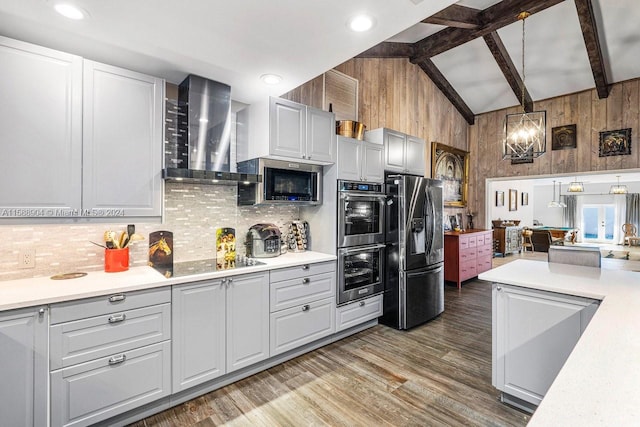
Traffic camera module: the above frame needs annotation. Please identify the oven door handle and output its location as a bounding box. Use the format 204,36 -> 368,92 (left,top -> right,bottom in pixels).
341,193 -> 387,201
339,244 -> 386,255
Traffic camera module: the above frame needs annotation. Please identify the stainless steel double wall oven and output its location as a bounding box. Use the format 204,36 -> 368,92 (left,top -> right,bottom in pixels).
336,180 -> 386,305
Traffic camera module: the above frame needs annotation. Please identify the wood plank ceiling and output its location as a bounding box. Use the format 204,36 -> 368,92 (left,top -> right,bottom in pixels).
357,0 -> 610,125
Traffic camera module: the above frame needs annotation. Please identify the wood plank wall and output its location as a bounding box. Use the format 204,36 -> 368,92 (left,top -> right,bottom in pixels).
282,57 -> 470,219
283,59 -> 640,230
472,79 -> 640,228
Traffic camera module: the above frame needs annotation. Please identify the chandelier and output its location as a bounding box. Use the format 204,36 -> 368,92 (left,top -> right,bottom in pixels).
609,175 -> 628,194
567,177 -> 584,192
503,11 -> 547,161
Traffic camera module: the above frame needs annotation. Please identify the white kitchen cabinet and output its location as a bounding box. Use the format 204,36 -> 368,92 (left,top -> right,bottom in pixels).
0,36 -> 83,216
50,288 -> 171,427
492,283 -> 599,412
269,261 -> 336,356
337,135 -> 384,182
172,271 -> 269,393
82,60 -> 163,217
0,306 -> 48,427
365,127 -> 426,176
172,278 -> 226,392
0,36 -> 163,220
238,96 -> 335,164
336,294 -> 383,332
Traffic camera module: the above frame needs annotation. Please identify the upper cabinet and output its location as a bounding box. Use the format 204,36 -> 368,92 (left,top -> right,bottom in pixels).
365,128 -> 426,176
0,36 -> 83,215
238,97 -> 335,164
82,61 -> 163,217
336,136 -> 384,182
0,36 -> 163,220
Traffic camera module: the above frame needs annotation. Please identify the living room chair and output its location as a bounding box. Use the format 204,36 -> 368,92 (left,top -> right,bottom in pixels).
622,223 -> 639,247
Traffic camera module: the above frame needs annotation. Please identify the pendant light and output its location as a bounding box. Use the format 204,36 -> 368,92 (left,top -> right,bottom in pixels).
567,177 -> 584,193
609,175 -> 628,194
548,180 -> 567,208
503,12 -> 546,161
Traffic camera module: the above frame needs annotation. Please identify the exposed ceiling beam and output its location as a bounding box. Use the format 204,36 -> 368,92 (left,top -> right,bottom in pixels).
412,0 -> 565,60
356,42 -> 415,58
413,58 -> 475,125
574,0 -> 610,98
421,4 -> 481,29
483,31 -> 534,112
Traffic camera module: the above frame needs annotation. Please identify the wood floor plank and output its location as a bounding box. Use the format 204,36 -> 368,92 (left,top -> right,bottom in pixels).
130,279 -> 530,427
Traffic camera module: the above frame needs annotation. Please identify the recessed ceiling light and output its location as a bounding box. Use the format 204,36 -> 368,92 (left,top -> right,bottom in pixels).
260,74 -> 282,85
348,15 -> 374,32
54,3 -> 87,20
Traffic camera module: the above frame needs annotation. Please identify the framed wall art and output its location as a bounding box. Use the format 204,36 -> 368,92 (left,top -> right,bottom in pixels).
521,192 -> 529,206
431,142 -> 469,207
509,189 -> 518,211
599,128 -> 631,157
496,191 -> 505,207
552,124 -> 577,150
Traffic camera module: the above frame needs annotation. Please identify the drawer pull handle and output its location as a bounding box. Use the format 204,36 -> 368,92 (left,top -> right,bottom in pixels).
301,264 -> 310,270
109,294 -> 126,303
108,313 -> 126,324
302,278 -> 310,284
301,304 -> 310,312
359,301 -> 366,307
38,307 -> 46,316
108,354 -> 126,365
496,286 -> 502,291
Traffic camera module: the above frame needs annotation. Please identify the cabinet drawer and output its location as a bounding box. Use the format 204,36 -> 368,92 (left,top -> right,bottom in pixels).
336,294 -> 382,332
270,271 -> 335,312
270,297 -> 335,356
459,237 -> 469,250
477,234 -> 487,246
460,260 -> 478,281
477,244 -> 494,257
270,261 -> 335,283
50,287 -> 171,324
477,255 -> 493,274
50,303 -> 171,370
50,341 -> 171,427
459,247 -> 477,262
468,236 -> 477,248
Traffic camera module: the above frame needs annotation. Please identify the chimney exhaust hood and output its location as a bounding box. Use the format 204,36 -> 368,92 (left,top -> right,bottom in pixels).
163,75 -> 260,185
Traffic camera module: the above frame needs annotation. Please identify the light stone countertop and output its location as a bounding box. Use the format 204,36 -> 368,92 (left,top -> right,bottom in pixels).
0,251 -> 336,312
479,259 -> 640,426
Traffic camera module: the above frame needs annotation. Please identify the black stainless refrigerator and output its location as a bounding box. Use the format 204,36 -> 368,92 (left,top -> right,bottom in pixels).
381,174 -> 444,330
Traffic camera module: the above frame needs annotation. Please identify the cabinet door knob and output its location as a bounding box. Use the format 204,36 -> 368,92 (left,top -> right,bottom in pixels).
359,301 -> 366,307
108,294 -> 126,303
301,304 -> 310,312
301,264 -> 310,270
38,307 -> 46,316
108,354 -> 127,365
302,278 -> 310,284
496,286 -> 502,291
108,313 -> 126,324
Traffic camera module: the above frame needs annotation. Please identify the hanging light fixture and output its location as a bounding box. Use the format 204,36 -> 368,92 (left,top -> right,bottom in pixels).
609,175 -> 628,194
503,12 -> 546,161
548,180 -> 567,208
567,176 -> 584,192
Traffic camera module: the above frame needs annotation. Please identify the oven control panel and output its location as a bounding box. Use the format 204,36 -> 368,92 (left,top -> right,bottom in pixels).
339,181 -> 383,193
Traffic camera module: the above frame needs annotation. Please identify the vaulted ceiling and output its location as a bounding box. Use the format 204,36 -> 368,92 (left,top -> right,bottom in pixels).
363,0 -> 640,124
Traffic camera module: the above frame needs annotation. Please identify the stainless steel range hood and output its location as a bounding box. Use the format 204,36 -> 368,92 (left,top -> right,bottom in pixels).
163,75 -> 260,185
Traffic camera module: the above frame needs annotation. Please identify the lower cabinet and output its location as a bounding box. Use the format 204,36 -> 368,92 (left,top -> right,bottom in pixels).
49,288 -> 172,427
172,271 -> 269,393
0,306 -> 48,427
269,261 -> 336,356
492,283 -> 599,411
336,294 -> 383,332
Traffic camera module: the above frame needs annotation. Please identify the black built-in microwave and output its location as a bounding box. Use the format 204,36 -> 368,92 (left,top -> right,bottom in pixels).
237,158 -> 322,205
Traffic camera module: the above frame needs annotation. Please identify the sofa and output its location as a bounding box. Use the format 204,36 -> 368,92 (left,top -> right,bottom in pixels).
531,229 -> 564,252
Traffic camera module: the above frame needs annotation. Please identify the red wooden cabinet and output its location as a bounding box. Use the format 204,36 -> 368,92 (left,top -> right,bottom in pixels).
444,230 -> 493,288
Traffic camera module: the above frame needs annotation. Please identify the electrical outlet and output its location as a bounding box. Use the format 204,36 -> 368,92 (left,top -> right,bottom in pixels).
18,248 -> 35,269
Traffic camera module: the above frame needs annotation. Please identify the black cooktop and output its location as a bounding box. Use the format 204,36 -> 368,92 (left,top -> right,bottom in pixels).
153,257 -> 265,278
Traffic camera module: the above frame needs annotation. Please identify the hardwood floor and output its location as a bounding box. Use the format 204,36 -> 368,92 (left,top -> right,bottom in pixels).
130,281 -> 529,427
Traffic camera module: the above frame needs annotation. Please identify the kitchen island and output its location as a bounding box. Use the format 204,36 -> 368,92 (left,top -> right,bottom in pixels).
479,260 -> 640,426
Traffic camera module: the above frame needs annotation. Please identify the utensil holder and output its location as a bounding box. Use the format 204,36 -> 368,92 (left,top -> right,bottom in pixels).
105,248 -> 129,272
